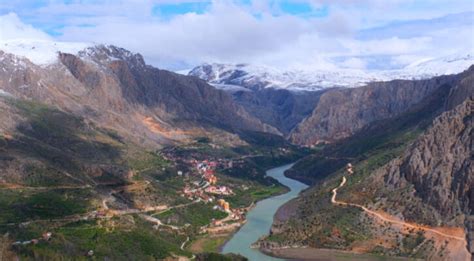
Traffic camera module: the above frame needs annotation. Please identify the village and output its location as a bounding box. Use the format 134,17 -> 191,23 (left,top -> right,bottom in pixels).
5,143 -> 295,259
173,156 -> 249,234
156,146 -> 295,236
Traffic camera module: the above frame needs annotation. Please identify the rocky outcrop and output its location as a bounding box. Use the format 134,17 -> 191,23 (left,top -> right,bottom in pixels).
289,70 -> 470,146
380,97 -> 472,222
231,88 -> 325,135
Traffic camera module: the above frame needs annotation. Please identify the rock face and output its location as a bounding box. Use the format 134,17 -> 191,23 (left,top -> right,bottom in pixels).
289,71 -> 469,146
0,45 -> 277,147
382,97 -> 472,219
379,97 -> 473,253
188,63 -> 328,135
230,88 -> 325,135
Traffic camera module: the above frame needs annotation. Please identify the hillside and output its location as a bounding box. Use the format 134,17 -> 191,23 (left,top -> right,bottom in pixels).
259,69 -> 473,260
0,43 -> 277,149
289,67 -> 472,146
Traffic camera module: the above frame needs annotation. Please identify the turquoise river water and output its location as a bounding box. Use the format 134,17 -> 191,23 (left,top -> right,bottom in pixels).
222,163 -> 308,260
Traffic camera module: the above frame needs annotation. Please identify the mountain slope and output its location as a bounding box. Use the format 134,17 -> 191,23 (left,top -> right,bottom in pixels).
229,88 -> 326,135
377,96 -> 472,229
0,44 -> 278,148
289,68 -> 472,146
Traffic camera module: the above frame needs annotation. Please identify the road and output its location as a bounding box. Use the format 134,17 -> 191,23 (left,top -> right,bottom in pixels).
331,176 -> 466,241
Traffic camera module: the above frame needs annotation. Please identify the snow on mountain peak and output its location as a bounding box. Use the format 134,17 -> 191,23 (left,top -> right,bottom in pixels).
0,39 -> 90,65
78,44 -> 146,68
189,63 -> 386,91
189,53 -> 474,91
399,52 -> 474,77
0,40 -> 147,70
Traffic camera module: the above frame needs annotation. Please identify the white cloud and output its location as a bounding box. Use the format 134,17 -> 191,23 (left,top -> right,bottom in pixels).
0,1 -> 473,71
339,57 -> 367,69
0,13 -> 52,41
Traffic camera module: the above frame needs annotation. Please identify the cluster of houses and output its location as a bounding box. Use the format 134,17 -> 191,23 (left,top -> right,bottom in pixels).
205,185 -> 233,195
181,160 -> 234,204
204,206 -> 247,234
161,148 -> 254,233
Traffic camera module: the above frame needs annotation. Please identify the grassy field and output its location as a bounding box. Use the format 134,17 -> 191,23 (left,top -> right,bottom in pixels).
156,202 -> 228,227
0,189 -> 94,225
189,235 -> 229,253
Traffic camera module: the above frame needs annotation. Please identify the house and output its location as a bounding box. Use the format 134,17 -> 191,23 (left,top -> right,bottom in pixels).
217,199 -> 230,212
346,163 -> 354,175
42,232 -> 52,241
205,186 -> 233,195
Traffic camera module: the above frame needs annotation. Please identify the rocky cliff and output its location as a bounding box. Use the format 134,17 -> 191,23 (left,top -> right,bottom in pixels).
379,96 -> 472,224
230,88 -> 325,135
289,69 -> 470,146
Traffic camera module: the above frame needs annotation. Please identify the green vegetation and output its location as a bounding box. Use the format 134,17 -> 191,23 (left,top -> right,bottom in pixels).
400,231 -> 426,256
156,202 -> 227,227
14,217 -> 190,260
127,151 -> 168,173
21,165 -> 79,187
196,252 -> 248,261
195,236 -> 228,253
0,189 -> 93,225
225,184 -> 287,208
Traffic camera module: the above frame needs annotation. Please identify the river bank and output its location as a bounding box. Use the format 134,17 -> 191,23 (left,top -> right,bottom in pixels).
221,163 -> 309,260
187,182 -> 291,254
261,247 -> 418,261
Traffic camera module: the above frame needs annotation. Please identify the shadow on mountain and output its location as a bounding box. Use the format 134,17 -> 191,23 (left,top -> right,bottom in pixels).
2,99 -> 126,186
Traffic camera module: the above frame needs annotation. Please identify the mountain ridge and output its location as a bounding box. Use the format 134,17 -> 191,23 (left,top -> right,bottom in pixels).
0,44 -> 279,148
188,53 -> 474,91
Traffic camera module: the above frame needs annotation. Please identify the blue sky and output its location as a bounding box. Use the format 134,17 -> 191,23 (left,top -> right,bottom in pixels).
0,0 -> 473,70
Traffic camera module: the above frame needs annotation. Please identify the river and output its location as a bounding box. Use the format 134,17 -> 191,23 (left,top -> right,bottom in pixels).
222,163 -> 308,261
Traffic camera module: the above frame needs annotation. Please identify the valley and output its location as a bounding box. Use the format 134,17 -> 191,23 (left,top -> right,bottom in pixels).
0,38 -> 472,261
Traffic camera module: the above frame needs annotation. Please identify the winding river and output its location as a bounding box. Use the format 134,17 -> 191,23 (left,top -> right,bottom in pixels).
222,163 -> 308,260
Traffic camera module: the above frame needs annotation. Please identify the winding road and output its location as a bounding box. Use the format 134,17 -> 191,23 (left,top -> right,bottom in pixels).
331,176 -> 466,241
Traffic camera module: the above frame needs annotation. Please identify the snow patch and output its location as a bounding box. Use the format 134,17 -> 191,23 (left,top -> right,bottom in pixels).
0,39 -> 91,65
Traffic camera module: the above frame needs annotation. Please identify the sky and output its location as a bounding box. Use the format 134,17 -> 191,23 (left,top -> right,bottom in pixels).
0,0 -> 473,71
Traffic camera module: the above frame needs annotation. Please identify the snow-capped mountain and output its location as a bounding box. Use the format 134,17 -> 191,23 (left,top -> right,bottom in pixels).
1,39 -> 472,92
188,63 -> 382,91
0,39 -> 148,70
188,53 -> 474,91
387,53 -> 474,79
0,39 -> 90,65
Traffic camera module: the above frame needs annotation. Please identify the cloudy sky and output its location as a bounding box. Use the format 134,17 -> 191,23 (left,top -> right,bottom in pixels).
0,0 -> 473,71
